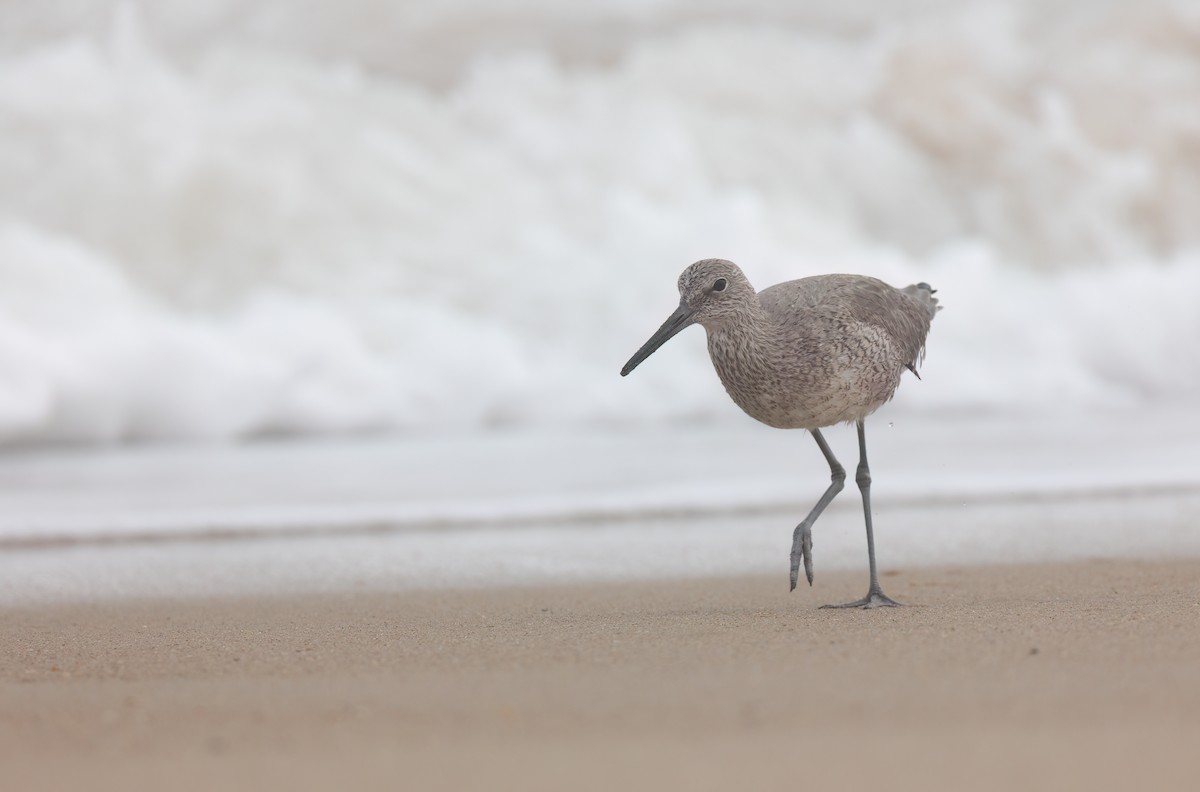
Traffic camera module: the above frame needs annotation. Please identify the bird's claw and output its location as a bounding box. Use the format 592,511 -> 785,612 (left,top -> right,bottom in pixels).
820,589 -> 902,609
789,524 -> 814,592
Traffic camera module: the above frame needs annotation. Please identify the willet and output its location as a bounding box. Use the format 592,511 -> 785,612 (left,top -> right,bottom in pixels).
621,259 -> 939,608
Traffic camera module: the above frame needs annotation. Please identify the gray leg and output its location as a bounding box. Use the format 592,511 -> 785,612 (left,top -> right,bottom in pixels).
821,420 -> 902,609
789,429 -> 845,591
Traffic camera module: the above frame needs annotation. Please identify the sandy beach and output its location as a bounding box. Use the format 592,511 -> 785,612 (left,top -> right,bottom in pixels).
4,558 -> 1199,791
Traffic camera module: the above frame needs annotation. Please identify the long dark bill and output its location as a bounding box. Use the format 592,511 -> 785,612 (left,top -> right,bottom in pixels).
620,302 -> 696,376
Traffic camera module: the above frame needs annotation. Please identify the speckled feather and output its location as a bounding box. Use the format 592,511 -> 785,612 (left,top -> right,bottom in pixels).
681,259 -> 939,430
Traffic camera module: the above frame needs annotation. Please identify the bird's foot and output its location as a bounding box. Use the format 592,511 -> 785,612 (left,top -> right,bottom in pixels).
788,524 -> 814,591
820,588 -> 902,609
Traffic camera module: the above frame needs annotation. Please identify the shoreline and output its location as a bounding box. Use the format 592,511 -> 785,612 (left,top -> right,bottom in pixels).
5,558 -> 1200,791
4,477 -> 1198,552
5,411 -> 1200,609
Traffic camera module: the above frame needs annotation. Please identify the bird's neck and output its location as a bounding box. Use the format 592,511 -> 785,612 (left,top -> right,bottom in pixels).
703,302 -> 780,386
704,300 -> 773,348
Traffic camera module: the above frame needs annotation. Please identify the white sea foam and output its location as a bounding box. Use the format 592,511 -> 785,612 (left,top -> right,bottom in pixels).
1,0 -> 1198,444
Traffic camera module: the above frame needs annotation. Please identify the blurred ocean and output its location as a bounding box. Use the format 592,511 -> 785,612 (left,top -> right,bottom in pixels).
1,0 -> 1198,445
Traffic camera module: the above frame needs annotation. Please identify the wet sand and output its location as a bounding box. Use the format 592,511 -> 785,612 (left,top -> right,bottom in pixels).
4,559 -> 1200,791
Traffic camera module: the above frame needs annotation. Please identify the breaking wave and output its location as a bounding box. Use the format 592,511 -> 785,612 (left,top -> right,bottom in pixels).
1,0 -> 1198,444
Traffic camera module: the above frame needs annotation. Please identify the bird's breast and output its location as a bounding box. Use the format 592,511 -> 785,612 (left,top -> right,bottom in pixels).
705,325 -> 902,430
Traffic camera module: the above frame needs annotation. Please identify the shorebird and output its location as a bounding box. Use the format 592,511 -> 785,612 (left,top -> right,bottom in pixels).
620,259 -> 939,608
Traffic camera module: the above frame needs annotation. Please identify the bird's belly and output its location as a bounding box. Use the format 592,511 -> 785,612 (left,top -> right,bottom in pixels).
707,324 -> 906,430
719,364 -> 900,430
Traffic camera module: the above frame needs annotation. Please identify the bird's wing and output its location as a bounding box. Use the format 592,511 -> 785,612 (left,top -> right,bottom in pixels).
760,275 -> 932,368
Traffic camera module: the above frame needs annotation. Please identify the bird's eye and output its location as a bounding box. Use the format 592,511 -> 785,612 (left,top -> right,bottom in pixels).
713,278 -> 727,292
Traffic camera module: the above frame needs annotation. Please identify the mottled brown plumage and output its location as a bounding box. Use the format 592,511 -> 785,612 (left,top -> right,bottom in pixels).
706,263 -> 935,429
620,258 -> 940,609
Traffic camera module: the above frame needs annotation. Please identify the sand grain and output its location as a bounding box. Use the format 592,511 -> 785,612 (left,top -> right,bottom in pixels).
3,559 -> 1200,791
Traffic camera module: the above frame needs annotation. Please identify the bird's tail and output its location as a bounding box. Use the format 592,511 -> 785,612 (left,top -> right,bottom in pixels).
902,282 -> 941,321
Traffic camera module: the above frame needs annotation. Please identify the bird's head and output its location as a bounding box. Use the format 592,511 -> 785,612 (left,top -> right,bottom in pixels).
676,258 -> 755,327
620,258 -> 755,376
